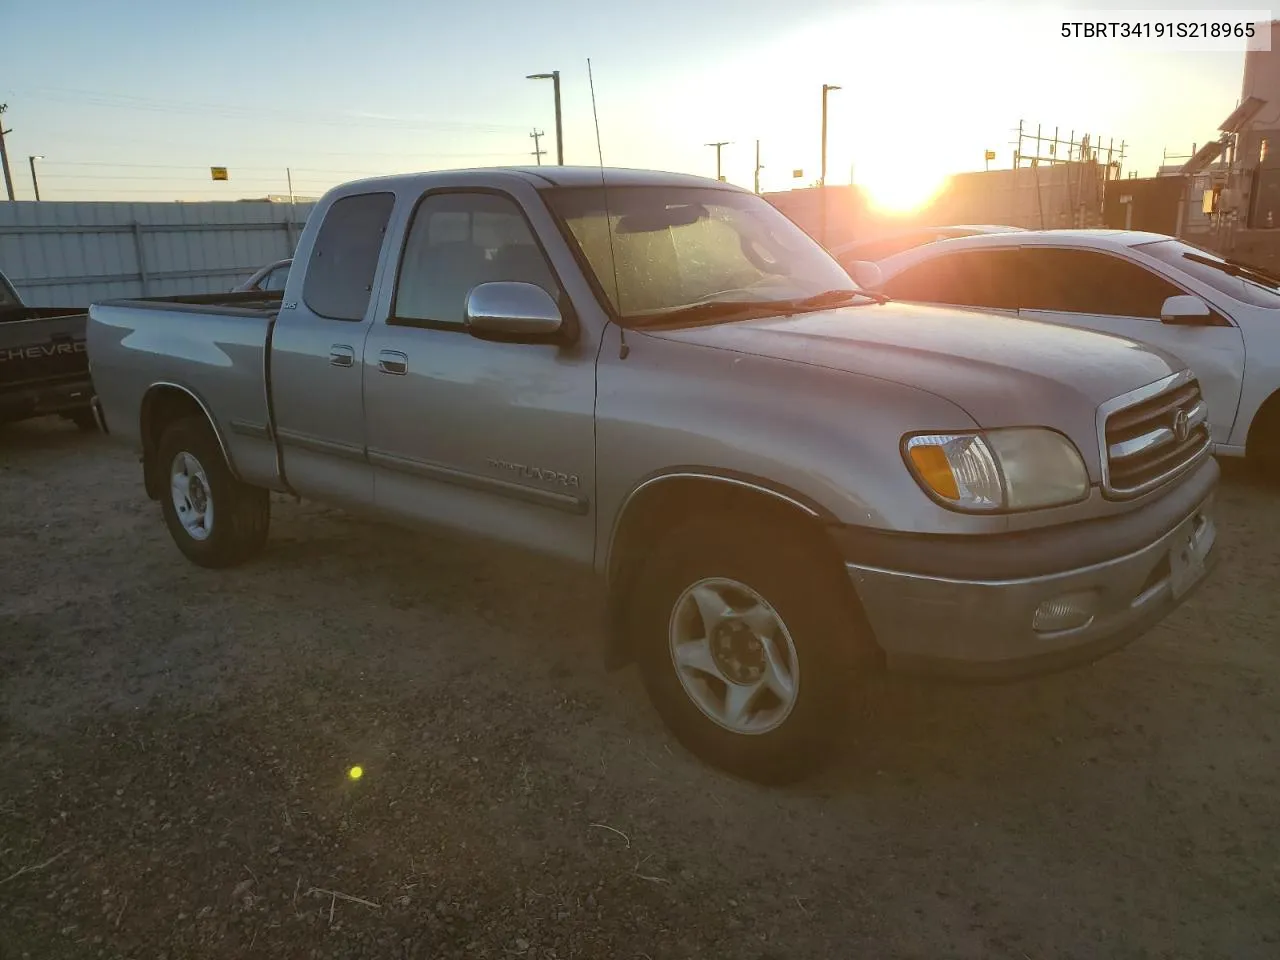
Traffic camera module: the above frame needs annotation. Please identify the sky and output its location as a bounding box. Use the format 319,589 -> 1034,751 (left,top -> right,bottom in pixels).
0,0 -> 1259,211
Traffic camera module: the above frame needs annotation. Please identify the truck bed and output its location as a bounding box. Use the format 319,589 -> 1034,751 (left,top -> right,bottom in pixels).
88,295 -> 284,489
94,289 -> 283,316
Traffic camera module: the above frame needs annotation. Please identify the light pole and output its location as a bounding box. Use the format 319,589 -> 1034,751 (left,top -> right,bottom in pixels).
820,83 -> 841,187
706,141 -> 730,181
28,155 -> 43,201
820,83 -> 841,247
526,72 -> 563,164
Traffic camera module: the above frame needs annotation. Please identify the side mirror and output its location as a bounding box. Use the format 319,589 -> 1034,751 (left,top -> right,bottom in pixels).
848,260 -> 883,291
1159,294 -> 1212,325
464,281 -> 564,342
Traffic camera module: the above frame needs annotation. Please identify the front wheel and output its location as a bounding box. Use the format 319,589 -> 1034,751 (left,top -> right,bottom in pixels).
631,513 -> 867,784
156,416 -> 270,568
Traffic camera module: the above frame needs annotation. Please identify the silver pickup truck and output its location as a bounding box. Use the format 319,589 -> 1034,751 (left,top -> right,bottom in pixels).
87,167 -> 1219,783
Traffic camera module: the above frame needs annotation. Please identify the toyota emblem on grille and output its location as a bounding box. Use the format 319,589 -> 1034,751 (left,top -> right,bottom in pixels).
1172,409 -> 1191,442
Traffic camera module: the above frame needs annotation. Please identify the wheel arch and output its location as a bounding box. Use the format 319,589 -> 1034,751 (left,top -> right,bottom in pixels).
1245,386 -> 1280,462
139,382 -> 238,500
602,470 -> 872,669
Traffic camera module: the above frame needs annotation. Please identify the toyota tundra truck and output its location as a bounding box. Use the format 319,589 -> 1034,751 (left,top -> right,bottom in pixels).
86,167 -> 1219,783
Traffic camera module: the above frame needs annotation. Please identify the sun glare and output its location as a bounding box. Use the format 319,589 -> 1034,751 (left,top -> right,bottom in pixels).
858,163 -> 951,215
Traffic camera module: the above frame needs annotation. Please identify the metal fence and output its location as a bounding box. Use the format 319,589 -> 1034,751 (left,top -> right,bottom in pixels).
0,200 -> 318,306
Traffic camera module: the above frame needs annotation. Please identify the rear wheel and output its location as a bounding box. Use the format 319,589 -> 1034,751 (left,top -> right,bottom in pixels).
156,416 -> 270,568
631,513 -> 866,784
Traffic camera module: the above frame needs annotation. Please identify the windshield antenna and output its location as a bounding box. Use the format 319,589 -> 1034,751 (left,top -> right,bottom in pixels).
588,57 -> 628,359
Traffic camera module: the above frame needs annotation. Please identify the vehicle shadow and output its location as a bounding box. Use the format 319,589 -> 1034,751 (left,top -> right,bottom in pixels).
255,504 -> 1124,795
240,460 -> 1265,800
0,416 -> 100,454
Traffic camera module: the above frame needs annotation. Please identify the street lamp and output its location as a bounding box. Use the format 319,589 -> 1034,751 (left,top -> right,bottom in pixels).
820,84 -> 841,247
28,155 -> 43,202
820,83 -> 841,187
526,71 -> 563,165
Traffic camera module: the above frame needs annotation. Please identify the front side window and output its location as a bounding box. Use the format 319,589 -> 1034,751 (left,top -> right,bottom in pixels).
302,192 -> 395,321
543,186 -> 859,320
880,250 -> 1018,309
1020,248 -> 1181,319
393,192 -> 559,326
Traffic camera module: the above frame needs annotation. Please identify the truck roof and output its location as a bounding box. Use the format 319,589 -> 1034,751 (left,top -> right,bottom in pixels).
335,166 -> 743,194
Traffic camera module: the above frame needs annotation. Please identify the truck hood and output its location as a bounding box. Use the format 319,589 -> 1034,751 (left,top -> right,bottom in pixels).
640,301 -> 1180,430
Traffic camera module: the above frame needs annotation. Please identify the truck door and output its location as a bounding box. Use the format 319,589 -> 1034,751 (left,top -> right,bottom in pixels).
361,188 -> 597,565
270,191 -> 396,508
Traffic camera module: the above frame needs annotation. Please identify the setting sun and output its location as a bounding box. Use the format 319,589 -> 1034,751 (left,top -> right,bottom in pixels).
858,164 -> 952,215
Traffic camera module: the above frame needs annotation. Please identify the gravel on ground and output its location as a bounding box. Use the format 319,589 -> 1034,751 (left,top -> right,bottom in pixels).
2,418 -> 1278,959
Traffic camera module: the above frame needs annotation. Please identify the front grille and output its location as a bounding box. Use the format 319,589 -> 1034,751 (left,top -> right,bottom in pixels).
1100,371 -> 1210,498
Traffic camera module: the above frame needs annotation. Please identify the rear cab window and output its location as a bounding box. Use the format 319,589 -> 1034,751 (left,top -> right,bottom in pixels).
302,192 -> 396,321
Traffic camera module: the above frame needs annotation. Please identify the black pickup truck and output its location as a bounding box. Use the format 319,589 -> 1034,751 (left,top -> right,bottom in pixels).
0,268 -> 96,430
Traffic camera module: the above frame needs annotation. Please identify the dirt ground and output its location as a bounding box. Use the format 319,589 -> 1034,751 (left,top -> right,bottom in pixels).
2,417 -> 1278,960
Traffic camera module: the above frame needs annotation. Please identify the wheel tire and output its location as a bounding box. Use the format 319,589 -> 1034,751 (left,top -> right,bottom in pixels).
1251,442 -> 1280,483
69,408 -> 98,432
156,416 -> 270,568
631,512 -> 867,784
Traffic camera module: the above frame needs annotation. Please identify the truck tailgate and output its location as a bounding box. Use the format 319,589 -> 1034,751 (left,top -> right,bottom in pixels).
0,312 -> 89,390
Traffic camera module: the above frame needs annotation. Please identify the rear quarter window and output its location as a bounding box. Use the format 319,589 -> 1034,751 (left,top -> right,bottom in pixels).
302,193 -> 396,321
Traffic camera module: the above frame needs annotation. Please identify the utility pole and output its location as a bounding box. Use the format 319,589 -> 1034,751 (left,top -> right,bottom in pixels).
706,141 -> 730,181
0,104 -> 15,202
753,139 -> 762,194
530,128 -> 546,165
29,155 -> 43,201
286,167 -> 297,247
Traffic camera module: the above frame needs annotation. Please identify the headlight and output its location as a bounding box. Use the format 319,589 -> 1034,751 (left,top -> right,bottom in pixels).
903,428 -> 1090,512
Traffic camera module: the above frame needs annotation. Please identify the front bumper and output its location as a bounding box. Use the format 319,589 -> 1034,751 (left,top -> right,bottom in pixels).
842,474 -> 1219,681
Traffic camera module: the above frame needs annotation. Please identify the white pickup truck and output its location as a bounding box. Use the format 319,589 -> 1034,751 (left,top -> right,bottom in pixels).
87,167 -> 1219,782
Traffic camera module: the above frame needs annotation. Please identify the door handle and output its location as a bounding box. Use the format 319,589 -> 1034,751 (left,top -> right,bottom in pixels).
329,344 -> 355,368
378,350 -> 408,376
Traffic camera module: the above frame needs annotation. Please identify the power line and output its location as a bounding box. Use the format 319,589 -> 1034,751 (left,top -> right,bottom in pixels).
0,104 -> 14,202
39,154 -> 520,171
13,86 -> 529,134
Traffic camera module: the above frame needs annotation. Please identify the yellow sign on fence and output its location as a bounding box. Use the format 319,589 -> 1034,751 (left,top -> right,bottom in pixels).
210,167 -> 229,181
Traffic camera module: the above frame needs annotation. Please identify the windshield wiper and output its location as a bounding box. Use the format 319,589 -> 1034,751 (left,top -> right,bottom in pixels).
1183,251 -> 1280,289
627,288 -> 886,329
628,299 -> 788,328
793,287 -> 889,307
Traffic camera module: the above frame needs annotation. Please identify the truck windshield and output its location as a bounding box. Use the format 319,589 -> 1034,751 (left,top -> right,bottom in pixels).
543,185 -> 865,323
